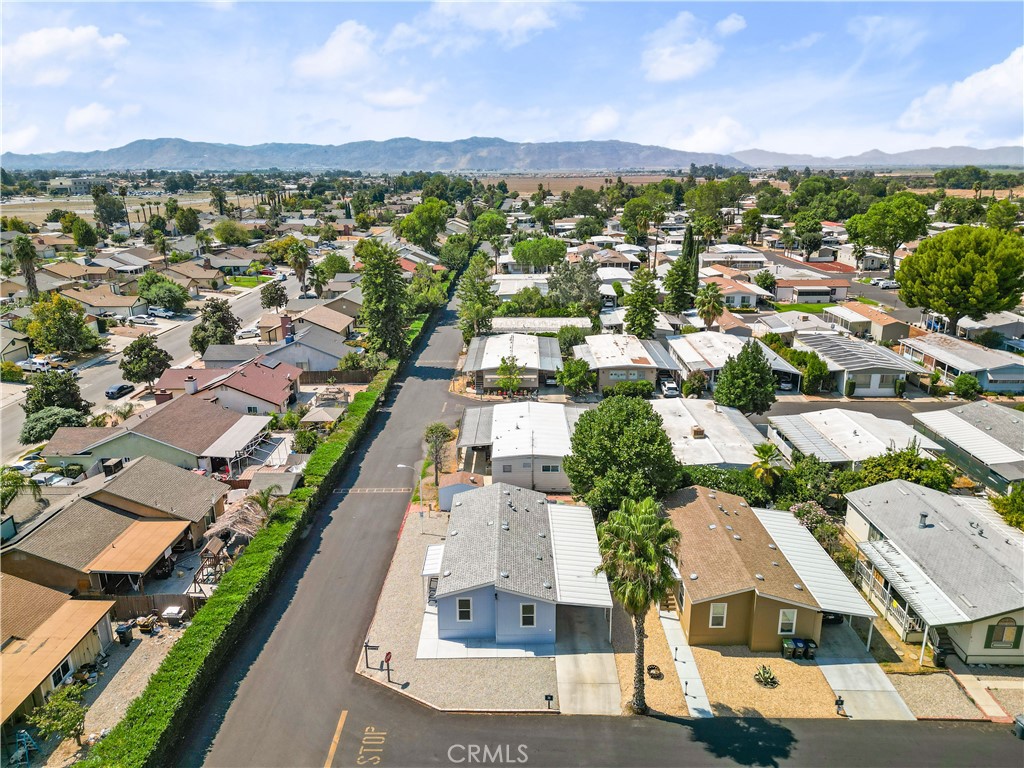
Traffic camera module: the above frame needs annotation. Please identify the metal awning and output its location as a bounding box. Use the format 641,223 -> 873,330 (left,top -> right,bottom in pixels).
547,503 -> 612,608
858,539 -> 970,626
755,509 -> 874,618
422,544 -> 445,577
456,406 -> 494,449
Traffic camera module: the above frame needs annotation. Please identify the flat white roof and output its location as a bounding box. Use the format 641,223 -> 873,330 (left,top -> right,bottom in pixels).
599,308 -> 673,333
651,399 -> 763,467
491,401 -> 576,459
596,266 -> 632,282
548,503 -> 612,608
823,305 -> 871,325
913,409 -> 1024,467
422,543 -> 445,577
755,509 -> 874,618
667,332 -> 800,375
769,408 -> 942,464
577,334 -> 676,370
203,415 -> 271,458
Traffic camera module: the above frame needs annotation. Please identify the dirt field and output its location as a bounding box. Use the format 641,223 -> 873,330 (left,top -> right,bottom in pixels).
1,191 -> 219,225
611,605 -> 688,717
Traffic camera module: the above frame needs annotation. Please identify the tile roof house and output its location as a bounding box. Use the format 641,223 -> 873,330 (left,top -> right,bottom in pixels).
153,357 -> 301,414
1,574 -> 114,724
846,480 -> 1024,664
425,484 -> 611,645
665,486 -> 871,652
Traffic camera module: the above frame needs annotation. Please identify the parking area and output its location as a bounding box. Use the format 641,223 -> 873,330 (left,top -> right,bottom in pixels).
555,606 -> 621,716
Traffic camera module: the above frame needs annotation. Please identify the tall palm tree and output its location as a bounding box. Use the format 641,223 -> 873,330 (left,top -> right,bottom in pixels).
751,442 -> 784,489
245,484 -> 284,521
695,282 -> 725,331
1,466 -> 42,512
118,185 -> 130,226
153,232 -> 168,269
597,497 -> 680,715
307,264 -> 329,297
13,235 -> 39,300
286,241 -> 311,289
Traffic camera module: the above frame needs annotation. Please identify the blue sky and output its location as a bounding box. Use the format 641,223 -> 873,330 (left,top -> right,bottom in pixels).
2,1 -> 1022,157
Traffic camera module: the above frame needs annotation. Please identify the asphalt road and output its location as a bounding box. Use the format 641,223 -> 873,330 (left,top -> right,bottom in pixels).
174,294 -> 1022,768
0,276 -> 301,462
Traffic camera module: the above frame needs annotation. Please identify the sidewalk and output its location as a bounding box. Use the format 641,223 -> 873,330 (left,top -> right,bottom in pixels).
947,658 -> 1017,723
658,609 -> 713,717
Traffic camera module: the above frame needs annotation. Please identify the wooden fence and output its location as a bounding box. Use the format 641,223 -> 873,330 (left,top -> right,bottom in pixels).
107,593 -> 204,621
298,369 -> 374,385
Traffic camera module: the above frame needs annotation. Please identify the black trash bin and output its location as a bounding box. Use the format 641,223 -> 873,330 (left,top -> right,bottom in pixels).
115,624 -> 133,646
803,639 -> 818,659
934,648 -> 948,668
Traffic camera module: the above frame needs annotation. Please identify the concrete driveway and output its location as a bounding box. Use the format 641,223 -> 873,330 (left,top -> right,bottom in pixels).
817,622 -> 915,720
555,606 -> 621,715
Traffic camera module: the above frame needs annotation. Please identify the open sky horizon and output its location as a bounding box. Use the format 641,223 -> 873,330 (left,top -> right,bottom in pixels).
2,1 -> 1022,157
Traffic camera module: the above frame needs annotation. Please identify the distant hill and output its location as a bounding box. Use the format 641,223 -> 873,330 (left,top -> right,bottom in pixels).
733,145 -> 1024,169
0,137 -> 744,172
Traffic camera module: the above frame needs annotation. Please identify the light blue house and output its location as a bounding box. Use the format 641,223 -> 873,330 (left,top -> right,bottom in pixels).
425,484 -> 611,645
898,333 -> 1024,394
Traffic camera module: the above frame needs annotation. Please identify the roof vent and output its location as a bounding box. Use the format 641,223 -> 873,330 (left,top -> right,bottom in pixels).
708,524 -> 717,530
768,543 -> 777,550
443,570 -> 451,577
535,553 -> 543,560
918,512 -> 929,529
718,504 -> 724,511
455,501 -> 462,506
689,573 -> 698,581
733,534 -> 741,540
537,532 -> 546,538
755,574 -> 764,580
487,521 -> 494,526
726,525 -> 733,531
504,490 -> 511,495
501,521 -> 509,530
794,583 -> 803,590
739,502 -> 747,508
500,571 -> 510,578
772,561 -> 779,567
543,581 -> 552,589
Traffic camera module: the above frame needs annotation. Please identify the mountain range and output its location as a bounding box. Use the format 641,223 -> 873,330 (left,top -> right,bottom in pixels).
2,137 -> 1021,172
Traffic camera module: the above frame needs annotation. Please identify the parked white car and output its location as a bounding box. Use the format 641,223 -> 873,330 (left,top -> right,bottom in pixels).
878,280 -> 900,289
150,307 -> 176,319
17,359 -> 51,373
29,472 -> 62,485
236,327 -> 260,339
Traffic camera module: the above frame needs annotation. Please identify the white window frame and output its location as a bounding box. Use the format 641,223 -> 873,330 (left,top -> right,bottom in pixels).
709,602 -> 727,628
50,656 -> 72,688
456,597 -> 473,622
542,464 -> 560,473
778,608 -> 797,635
520,603 -> 536,628
501,464 -> 512,473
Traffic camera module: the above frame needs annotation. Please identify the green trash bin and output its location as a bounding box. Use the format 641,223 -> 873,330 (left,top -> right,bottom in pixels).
781,638 -> 795,658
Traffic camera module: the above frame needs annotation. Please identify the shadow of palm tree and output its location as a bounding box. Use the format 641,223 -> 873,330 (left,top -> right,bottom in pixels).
662,706 -> 797,768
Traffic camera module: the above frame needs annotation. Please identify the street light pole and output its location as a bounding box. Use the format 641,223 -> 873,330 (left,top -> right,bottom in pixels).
396,463 -> 425,514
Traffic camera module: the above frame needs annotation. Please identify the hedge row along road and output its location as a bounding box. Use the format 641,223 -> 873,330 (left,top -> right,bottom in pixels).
165,293 -> 1015,768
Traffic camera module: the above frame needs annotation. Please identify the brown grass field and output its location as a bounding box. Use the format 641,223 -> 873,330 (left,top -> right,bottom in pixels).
0,191 -> 219,226
478,174 -> 671,195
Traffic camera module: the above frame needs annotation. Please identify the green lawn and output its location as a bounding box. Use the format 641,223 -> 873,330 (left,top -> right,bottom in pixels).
855,296 -> 881,306
227,275 -> 270,288
770,302 -> 838,314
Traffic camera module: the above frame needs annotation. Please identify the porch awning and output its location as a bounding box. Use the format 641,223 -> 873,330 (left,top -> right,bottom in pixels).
85,520 -> 190,575
548,503 -> 612,609
422,544 -> 445,577
858,539 -> 970,626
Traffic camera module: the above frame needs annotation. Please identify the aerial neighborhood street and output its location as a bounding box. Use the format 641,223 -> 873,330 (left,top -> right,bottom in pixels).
1,3 -> 1023,768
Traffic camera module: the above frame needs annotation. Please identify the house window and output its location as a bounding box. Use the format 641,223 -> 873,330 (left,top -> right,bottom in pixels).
501,465 -> 512,473
778,609 -> 797,635
878,374 -> 897,388
988,617 -> 1019,649
457,598 -> 472,622
522,462 -> 531,469
50,657 -> 72,688
609,371 -> 626,381
541,464 -> 560,473
521,603 -> 536,628
709,603 -> 727,628
247,406 -> 258,415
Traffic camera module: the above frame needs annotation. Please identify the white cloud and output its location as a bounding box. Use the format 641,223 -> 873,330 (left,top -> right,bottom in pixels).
582,106 -> 621,138
292,21 -> 377,79
715,14 -> 746,37
641,12 -> 724,82
1,125 -> 40,153
847,16 -> 925,57
386,1 -> 576,54
363,86 -> 433,110
32,68 -> 74,87
65,102 -> 114,133
781,32 -> 823,52
3,25 -> 127,63
898,47 -> 1024,141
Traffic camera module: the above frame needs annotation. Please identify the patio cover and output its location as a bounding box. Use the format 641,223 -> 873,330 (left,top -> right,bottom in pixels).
548,503 -> 612,609
85,520 -> 189,574
203,415 -> 271,458
858,539 -> 970,626
754,509 -> 874,618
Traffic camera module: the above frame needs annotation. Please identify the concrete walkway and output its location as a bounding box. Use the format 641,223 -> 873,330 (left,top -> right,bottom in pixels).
555,606 -> 620,715
947,658 -> 1015,722
658,609 -> 713,717
817,623 -> 915,720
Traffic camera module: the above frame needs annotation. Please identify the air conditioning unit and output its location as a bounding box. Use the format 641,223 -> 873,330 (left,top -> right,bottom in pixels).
691,425 -> 706,439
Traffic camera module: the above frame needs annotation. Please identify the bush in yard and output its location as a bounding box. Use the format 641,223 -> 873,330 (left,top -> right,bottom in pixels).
1,361 -> 23,382
292,429 -> 320,454
602,380 -> 654,399
894,378 -> 906,397
952,373 -> 982,400
844,379 -> 856,397
29,683 -> 91,745
20,406 -> 87,443
681,370 -> 707,398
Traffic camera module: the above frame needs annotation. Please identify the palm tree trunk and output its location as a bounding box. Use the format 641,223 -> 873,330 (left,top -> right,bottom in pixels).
631,612 -> 647,714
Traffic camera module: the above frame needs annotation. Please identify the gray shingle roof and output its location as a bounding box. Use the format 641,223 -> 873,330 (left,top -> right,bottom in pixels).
436,484 -> 556,602
95,456 -> 228,523
12,499 -> 134,571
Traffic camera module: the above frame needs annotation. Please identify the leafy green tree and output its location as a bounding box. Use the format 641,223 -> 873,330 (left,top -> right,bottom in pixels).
293,429 -> 320,454
952,373 -> 982,400
93,193 -> 124,229
438,234 -> 472,271
596,497 -> 679,715
694,282 -> 725,330
495,354 -> 524,393
213,219 -> 250,246
751,442 -> 784,489
713,341 -> 777,415
547,258 -> 600,311
175,206 -> 201,235
774,451 -> 844,512
12,234 -> 39,300
1,361 -> 24,382
681,369 -> 707,397
257,279 -> 287,314
992,485 -> 1024,530
456,254 -> 499,341
424,422 -> 455,486
472,210 -> 507,242
23,370 -> 92,415
71,218 -> 98,247
511,237 -> 566,272
20,406 -> 88,443
120,335 -> 172,390
846,194 -> 929,279
396,197 -> 451,253
556,357 -> 595,395
663,252 -> 697,313
986,199 -> 1020,232
27,295 -> 97,354
557,325 -> 587,356
573,216 -> 604,242
842,443 -> 953,493
753,269 -> 776,292
897,226 -> 1024,336
189,297 -> 241,354
320,250 -> 353,277
801,353 -> 830,395
623,266 -> 658,338
741,208 -> 764,243
359,240 -> 407,358
139,273 -> 190,312
564,396 -> 680,516
531,204 -> 555,232
407,262 -> 447,313
209,185 -> 228,215
28,682 -> 91,745
622,198 -> 653,244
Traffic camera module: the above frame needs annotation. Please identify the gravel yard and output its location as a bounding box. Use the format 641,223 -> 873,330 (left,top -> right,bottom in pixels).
989,687 -> 1024,717
690,645 -> 840,719
888,673 -> 984,719
611,606 -> 687,717
359,507 -> 558,711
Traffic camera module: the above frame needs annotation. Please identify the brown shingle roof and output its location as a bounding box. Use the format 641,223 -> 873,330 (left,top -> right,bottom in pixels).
663,486 -> 819,609
835,301 -> 903,326
166,262 -> 222,280
1,573 -> 70,643
439,471 -> 484,489
45,427 -> 123,457
60,286 -> 142,307
121,395 -> 250,456
295,305 -> 354,335
94,455 -> 229,523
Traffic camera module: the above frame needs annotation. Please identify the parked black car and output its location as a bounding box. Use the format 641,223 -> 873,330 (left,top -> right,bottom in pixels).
105,383 -> 135,399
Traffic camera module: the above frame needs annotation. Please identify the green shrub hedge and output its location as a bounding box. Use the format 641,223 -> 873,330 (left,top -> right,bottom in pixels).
78,305 -> 440,768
